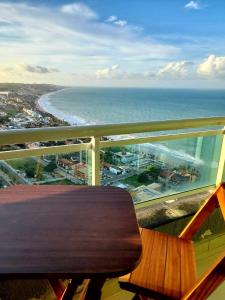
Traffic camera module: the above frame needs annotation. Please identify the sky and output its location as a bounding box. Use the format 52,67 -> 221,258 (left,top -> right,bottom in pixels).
0,0 -> 225,88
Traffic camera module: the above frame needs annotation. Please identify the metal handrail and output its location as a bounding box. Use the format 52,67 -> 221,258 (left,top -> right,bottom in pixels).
0,116 -> 225,189
0,116 -> 225,145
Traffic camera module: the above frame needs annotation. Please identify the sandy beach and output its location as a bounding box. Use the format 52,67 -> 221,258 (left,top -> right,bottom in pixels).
37,88 -> 89,126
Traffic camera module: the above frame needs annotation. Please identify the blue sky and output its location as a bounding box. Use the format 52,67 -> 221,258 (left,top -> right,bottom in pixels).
0,0 -> 225,88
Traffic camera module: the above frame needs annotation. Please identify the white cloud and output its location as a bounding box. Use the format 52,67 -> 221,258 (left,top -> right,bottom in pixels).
60,2 -> 97,19
185,1 -> 201,10
197,55 -> 225,78
157,61 -> 193,78
0,2 -> 178,60
96,64 -> 119,79
105,15 -> 128,27
106,16 -> 117,23
114,20 -> 127,27
0,2 -> 180,85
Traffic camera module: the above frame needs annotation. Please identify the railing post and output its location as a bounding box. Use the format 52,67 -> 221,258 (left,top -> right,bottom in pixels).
91,136 -> 101,186
216,128 -> 225,185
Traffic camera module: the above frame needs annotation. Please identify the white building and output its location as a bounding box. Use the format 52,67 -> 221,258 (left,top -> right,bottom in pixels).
114,151 -> 137,164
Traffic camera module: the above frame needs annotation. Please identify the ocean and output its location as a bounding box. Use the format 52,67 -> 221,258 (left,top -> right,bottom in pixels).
38,87 -> 225,126
38,87 -> 225,168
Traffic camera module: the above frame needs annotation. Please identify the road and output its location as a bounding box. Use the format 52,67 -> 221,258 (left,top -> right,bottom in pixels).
0,161 -> 31,184
56,167 -> 84,184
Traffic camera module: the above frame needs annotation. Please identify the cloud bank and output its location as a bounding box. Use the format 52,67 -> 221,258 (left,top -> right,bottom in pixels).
197,55 -> 225,78
0,1 -> 223,87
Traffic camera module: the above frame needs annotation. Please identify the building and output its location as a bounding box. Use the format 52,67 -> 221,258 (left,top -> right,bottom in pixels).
132,185 -> 161,202
74,163 -> 88,181
0,91 -> 10,98
109,166 -> 123,175
114,151 -> 137,164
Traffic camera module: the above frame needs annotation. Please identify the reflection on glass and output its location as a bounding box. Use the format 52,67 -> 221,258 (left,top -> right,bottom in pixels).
101,135 -> 222,203
0,150 -> 90,188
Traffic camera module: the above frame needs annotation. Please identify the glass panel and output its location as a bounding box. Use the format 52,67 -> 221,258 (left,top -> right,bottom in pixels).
0,150 -> 90,188
101,134 -> 222,204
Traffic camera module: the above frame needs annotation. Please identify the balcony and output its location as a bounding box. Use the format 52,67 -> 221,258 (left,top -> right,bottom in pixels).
0,116 -> 225,299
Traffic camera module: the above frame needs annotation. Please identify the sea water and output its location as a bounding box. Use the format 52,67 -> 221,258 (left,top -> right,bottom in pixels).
39,87 -> 225,126
38,87 -> 225,168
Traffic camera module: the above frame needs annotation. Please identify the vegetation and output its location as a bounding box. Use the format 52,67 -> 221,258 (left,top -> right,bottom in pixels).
102,150 -> 114,164
44,161 -> 57,173
146,165 -> 161,180
42,179 -> 74,185
122,175 -> 140,187
0,115 -> 10,123
138,165 -> 161,183
7,158 -> 42,179
138,171 -> 149,183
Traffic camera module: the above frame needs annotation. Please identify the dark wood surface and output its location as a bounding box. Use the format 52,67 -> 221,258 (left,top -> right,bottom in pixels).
0,185 -> 141,279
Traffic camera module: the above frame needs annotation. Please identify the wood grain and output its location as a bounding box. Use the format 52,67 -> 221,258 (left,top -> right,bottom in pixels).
119,183 -> 225,299
119,228 -> 196,299
0,185 -> 142,279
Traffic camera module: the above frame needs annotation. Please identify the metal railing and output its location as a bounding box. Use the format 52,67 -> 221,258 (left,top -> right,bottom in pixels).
0,116 -> 225,204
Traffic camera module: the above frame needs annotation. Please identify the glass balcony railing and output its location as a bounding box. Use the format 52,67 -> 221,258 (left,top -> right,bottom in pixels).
0,116 -> 225,207
101,134 -> 222,203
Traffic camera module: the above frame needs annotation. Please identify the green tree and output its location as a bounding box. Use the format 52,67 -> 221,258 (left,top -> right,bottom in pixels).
138,171 -> 149,183
24,163 -> 35,178
44,161 -> 57,173
146,165 -> 160,180
103,150 -> 113,164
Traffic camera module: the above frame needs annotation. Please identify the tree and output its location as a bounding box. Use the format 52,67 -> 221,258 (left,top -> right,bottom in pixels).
103,150 -> 113,164
44,161 -> 57,173
146,165 -> 160,181
24,163 -> 35,178
138,171 -> 149,183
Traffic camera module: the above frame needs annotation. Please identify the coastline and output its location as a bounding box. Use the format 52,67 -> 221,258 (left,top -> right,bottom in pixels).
37,88 -> 88,126
36,88 -> 208,165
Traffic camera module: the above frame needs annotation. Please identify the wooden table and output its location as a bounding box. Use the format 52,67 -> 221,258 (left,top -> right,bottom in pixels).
0,185 -> 142,299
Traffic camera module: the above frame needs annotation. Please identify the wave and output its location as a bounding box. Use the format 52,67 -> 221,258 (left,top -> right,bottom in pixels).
38,93 -> 88,126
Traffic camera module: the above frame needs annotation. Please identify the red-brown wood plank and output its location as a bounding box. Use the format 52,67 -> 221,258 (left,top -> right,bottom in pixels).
180,240 -> 196,296
163,235 -> 181,298
129,229 -> 156,288
119,229 -> 197,299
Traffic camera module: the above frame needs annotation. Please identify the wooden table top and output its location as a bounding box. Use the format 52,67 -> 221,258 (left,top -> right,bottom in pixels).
0,185 -> 142,279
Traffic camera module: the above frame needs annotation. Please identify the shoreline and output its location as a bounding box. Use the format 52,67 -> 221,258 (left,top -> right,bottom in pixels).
37,88 -> 89,126
36,88 -> 204,165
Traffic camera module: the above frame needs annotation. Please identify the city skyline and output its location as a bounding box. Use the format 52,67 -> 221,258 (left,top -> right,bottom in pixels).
0,0 -> 225,88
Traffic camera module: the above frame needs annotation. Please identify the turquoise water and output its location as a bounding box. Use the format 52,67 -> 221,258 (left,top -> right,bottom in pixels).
39,87 -> 225,125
